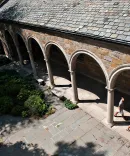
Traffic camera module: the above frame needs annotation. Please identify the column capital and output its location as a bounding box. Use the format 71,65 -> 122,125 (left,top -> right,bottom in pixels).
68,70 -> 75,74
105,86 -> 114,92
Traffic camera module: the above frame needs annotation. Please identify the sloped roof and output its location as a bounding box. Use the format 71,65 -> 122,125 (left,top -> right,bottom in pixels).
0,0 -> 130,45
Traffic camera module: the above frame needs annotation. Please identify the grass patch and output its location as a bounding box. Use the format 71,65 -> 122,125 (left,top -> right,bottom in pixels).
64,99 -> 78,110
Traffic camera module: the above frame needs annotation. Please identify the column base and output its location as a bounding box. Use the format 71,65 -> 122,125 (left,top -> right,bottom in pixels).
106,121 -> 114,128
50,83 -> 55,89
71,99 -> 78,104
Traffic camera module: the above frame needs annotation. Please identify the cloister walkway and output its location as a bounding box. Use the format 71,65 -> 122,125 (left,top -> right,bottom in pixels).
45,72 -> 130,141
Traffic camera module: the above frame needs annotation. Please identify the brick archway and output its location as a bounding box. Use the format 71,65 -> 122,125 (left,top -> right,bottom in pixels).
44,42 -> 70,87
28,37 -> 47,78
107,64 -> 130,125
69,50 -> 108,103
16,33 -> 30,65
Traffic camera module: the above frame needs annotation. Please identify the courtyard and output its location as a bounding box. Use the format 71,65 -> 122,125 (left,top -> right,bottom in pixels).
0,102 -> 130,156
0,61 -> 130,155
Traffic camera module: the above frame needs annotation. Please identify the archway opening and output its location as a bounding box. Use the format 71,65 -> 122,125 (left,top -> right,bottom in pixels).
49,45 -> 71,87
17,34 -> 31,67
29,38 -> 47,78
113,70 -> 130,114
73,53 -> 107,105
5,31 -> 18,61
0,40 -> 5,55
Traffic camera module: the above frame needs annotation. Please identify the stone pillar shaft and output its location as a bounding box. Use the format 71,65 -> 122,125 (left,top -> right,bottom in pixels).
27,48 -> 37,77
70,70 -> 78,103
44,58 -> 54,88
107,88 -> 114,125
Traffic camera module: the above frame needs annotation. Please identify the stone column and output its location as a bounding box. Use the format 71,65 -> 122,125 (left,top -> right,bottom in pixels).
44,58 -> 54,88
13,36 -> 23,67
107,88 -> 114,126
69,70 -> 78,103
27,48 -> 37,78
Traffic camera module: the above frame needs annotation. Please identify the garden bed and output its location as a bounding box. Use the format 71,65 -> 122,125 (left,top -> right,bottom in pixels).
0,69 -> 55,118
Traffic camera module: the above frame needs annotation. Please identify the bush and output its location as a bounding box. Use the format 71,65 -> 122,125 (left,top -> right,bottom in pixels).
22,111 -> 29,118
17,88 -> 44,102
46,106 -> 56,115
11,105 -> 24,116
24,95 -> 47,116
0,96 -> 13,114
17,88 -> 31,102
0,85 -> 6,96
5,84 -> 21,97
64,99 -> 78,110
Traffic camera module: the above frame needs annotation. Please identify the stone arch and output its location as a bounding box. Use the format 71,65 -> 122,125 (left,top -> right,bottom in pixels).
16,32 -> 28,49
44,41 -> 70,87
107,64 -> 130,125
4,30 -> 19,61
69,50 -> 109,103
44,41 -> 69,66
70,50 -> 109,84
109,64 -> 130,89
28,36 -> 47,78
16,32 -> 30,64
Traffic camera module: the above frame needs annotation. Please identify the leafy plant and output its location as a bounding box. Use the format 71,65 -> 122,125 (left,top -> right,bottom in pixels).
24,95 -> 47,116
11,105 -> 24,116
0,96 -> 13,114
64,99 -> 78,110
46,106 -> 56,115
22,111 -> 29,118
17,88 -> 44,102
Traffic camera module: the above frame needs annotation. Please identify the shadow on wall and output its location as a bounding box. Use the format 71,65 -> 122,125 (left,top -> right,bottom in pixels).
0,141 -> 106,156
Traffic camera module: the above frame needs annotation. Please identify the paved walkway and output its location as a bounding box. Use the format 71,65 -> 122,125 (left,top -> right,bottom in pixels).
1,106 -> 130,156
1,62 -> 130,155
49,75 -> 130,142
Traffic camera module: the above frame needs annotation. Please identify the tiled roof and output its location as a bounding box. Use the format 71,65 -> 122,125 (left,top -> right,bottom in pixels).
0,0 -> 130,45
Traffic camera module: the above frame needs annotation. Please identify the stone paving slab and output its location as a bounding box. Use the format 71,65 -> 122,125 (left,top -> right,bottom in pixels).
1,107 -> 130,155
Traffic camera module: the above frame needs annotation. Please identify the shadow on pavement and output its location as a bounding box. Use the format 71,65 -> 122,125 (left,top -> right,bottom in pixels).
0,141 -> 107,156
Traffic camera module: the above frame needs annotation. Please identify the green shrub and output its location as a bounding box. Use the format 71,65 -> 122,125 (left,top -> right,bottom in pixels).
46,106 -> 56,115
11,105 -> 24,116
17,88 -> 31,102
64,99 -> 78,110
17,88 -> 44,102
5,84 -> 21,97
0,96 -> 13,114
24,95 -> 47,116
30,90 -> 44,98
22,111 -> 29,118
0,85 -> 6,96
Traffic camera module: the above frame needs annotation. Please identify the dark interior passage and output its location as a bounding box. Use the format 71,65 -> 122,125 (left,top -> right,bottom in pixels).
49,45 -> 70,83
0,40 -> 5,55
17,35 -> 30,63
75,54 -> 107,102
30,39 -> 47,77
5,31 -> 18,61
114,71 -> 130,112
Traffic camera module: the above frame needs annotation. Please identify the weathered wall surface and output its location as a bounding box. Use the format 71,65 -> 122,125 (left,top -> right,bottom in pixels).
0,23 -> 130,93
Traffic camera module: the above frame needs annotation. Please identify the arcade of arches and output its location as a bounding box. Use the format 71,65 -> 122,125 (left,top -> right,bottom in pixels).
1,29 -> 130,126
